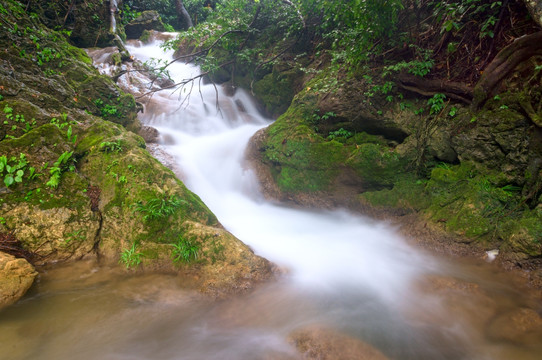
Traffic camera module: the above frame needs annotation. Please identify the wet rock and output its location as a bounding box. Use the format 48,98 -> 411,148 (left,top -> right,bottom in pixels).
139,125 -> 160,143
316,78 -> 408,142
288,326 -> 389,360
451,109 -> 530,183
410,275 -> 498,329
0,252 -> 38,309
125,11 -> 166,40
486,308 -> 542,345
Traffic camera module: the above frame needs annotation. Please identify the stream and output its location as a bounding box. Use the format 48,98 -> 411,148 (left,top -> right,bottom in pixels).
2,35 -> 542,360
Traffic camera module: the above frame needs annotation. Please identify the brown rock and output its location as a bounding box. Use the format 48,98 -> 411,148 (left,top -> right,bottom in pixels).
288,326 -> 389,360
0,252 -> 38,309
139,125 -> 160,143
486,308 -> 542,345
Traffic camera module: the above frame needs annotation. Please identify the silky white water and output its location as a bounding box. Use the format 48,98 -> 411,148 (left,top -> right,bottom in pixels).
128,40 -> 433,304
2,37 -> 542,360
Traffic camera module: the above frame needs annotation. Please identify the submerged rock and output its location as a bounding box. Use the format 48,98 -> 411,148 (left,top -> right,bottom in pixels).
0,252 -> 37,309
486,308 -> 542,345
288,326 -> 389,360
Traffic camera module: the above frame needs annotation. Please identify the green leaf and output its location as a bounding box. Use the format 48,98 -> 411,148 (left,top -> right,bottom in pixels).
4,174 -> 14,187
15,169 -> 24,182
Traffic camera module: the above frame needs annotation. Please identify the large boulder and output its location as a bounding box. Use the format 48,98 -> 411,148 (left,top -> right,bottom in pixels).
0,2 -> 274,298
125,11 -> 166,40
0,252 -> 37,309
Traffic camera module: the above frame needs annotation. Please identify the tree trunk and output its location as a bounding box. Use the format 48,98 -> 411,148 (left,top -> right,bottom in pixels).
175,0 -> 194,30
472,31 -> 542,108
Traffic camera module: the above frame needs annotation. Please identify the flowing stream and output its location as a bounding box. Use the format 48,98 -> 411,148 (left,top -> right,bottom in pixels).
2,36 -> 542,360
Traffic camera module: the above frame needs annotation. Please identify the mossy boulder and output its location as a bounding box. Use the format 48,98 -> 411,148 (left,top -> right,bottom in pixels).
248,83 -> 414,208
125,10 -> 166,39
26,0 -> 121,48
451,107 -> 531,183
252,66 -> 303,117
0,2 -> 274,303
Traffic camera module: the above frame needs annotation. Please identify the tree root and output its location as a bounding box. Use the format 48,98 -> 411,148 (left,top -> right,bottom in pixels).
472,31 -> 542,108
397,74 -> 473,104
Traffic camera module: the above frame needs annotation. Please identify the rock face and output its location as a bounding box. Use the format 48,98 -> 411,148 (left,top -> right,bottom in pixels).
0,252 -> 37,309
27,0 -> 123,48
125,11 -> 166,39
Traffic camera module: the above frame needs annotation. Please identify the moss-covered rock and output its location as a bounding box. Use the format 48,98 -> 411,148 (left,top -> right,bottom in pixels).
124,10 -> 166,39
252,66 -> 303,117
27,0 -> 122,48
248,55 -> 542,268
0,0 -> 274,303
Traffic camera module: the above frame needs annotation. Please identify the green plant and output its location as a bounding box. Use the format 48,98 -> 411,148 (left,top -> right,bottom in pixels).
100,140 -> 123,153
327,128 -> 353,140
171,236 -> 199,263
382,46 -> 434,78
120,4 -> 142,26
46,151 -> 74,189
94,99 -> 120,118
309,111 -> 336,127
50,114 -> 69,129
427,93 -> 447,115
119,242 -> 142,268
135,195 -> 186,221
66,125 -> 77,144
0,153 -> 28,187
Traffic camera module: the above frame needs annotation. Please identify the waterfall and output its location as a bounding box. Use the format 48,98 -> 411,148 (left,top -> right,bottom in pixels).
2,35 -> 540,360
109,0 -> 118,34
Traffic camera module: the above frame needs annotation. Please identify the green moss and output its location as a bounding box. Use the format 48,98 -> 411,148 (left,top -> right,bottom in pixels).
346,143 -> 405,190
75,120 -> 124,154
264,115 -> 347,192
498,210 -> 542,256
361,175 -> 430,210
425,162 -> 527,239
253,68 -> 300,116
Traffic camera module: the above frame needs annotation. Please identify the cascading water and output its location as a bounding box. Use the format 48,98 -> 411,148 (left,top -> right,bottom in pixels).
127,40 -> 432,303
2,35 -> 542,360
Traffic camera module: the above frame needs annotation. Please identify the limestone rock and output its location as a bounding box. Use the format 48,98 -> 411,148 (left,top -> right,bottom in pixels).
125,11 -> 166,40
0,252 -> 37,309
451,109 -> 530,183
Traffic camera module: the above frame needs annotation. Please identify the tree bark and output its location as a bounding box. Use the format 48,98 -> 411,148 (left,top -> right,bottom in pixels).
176,0 -> 194,29
472,31 -> 542,108
397,75 -> 473,104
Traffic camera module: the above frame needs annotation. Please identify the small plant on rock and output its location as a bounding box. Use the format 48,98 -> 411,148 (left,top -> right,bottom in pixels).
135,195 -> 186,221
119,242 -> 142,269
99,140 -> 123,153
171,235 -> 199,263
